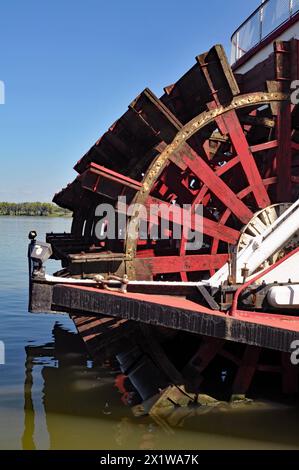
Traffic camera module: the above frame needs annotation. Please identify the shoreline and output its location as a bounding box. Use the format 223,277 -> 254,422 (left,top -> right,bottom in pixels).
0,202 -> 71,218
0,214 -> 71,217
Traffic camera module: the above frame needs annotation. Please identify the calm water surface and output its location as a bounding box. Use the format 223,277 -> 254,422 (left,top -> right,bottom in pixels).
0,216 -> 299,450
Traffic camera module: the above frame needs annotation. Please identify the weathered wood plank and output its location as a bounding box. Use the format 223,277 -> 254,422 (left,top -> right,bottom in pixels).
52,284 -> 299,353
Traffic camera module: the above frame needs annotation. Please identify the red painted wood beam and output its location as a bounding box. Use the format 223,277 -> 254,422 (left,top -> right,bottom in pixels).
232,345 -> 261,395
82,162 -> 142,192
52,284 -> 299,352
144,253 -> 228,274
281,351 -> 298,395
169,144 -> 253,224
215,109 -> 271,208
276,102 -> 292,202
146,196 -> 240,245
250,140 -> 278,153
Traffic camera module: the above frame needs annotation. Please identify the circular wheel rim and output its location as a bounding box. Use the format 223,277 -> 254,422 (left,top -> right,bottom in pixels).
124,92 -> 295,282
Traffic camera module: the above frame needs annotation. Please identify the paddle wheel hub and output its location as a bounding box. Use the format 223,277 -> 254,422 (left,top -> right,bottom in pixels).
237,203 -> 299,258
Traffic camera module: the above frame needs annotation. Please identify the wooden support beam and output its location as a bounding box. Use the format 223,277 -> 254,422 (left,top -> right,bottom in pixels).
138,253 -> 228,275
213,108 -> 271,208
170,144 -> 253,224
146,196 -> 240,245
276,102 -> 292,202
51,284 -> 299,353
281,351 -> 298,395
232,345 -> 261,397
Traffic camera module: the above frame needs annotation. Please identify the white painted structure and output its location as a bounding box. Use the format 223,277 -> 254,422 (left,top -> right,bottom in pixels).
267,284 -> 299,308
231,0 -> 299,73
208,199 -> 299,287
235,21 -> 299,73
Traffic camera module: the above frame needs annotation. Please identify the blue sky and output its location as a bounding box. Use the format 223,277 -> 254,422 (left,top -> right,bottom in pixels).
0,0 -> 260,202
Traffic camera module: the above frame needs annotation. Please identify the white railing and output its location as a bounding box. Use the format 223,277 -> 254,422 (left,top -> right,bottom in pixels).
231,0 -> 299,64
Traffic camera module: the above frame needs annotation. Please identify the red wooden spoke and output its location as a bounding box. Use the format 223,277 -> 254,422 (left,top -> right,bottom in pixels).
169,144 -> 253,224
215,109 -> 271,208
211,178 -> 278,259
250,140 -> 278,153
210,178 -> 277,276
262,177 -> 277,188
181,156 -> 241,221
232,346 -> 261,395
146,196 -> 240,245
156,164 -> 196,202
276,102 -> 292,202
179,235 -> 189,282
215,156 -> 241,174
210,208 -> 231,276
147,156 -> 245,279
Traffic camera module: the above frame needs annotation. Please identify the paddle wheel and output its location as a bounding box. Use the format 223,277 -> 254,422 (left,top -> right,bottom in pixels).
28,1 -> 299,410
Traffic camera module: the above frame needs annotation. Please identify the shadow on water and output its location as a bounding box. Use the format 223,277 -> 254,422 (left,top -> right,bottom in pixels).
21,323 -> 299,450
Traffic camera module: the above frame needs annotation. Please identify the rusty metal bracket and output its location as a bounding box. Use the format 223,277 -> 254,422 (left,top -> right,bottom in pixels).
94,273 -> 129,293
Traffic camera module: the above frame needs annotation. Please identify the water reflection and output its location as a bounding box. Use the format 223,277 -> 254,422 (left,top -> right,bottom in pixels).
21,323 -> 299,450
1,216 -> 298,449
23,345 -> 36,450
22,323 -> 126,449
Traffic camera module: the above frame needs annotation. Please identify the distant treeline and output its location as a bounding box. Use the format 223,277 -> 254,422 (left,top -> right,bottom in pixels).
0,202 -> 71,217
